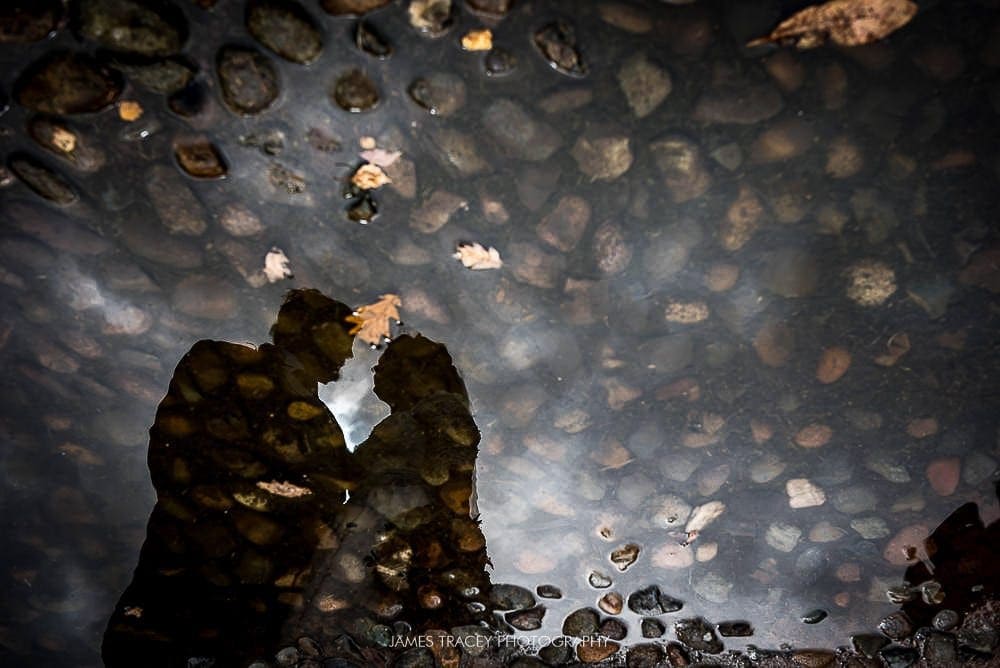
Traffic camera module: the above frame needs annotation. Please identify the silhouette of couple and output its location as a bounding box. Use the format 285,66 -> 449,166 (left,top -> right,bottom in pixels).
104,289 -> 494,666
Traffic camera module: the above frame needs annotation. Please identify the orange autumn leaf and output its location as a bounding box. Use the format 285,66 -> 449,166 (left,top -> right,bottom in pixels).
345,294 -> 402,346
748,0 -> 917,50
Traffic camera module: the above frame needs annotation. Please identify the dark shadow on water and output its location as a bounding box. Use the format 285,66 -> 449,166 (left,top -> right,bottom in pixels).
103,289 -> 494,666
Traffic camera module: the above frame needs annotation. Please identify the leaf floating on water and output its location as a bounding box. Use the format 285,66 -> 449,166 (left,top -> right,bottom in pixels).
351,163 -> 391,190
118,100 -> 144,121
263,247 -> 293,283
453,242 -> 503,270
257,480 -> 313,498
346,293 -> 402,346
747,0 -> 918,50
461,28 -> 493,51
684,501 -> 726,543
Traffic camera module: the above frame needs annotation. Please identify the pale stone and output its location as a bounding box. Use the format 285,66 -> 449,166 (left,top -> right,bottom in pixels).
786,478 -> 826,508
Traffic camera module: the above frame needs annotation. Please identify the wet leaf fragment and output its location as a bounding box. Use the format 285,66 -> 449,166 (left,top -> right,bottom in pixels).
346,293 -> 402,346
453,242 -> 502,270
748,0 -> 918,50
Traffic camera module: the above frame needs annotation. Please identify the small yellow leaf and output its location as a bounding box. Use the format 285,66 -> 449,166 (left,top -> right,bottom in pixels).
461,29 -> 493,51
118,100 -> 144,122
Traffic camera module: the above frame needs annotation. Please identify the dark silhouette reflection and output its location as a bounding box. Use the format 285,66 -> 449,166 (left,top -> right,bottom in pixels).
103,289 -> 493,666
893,481 -> 1000,664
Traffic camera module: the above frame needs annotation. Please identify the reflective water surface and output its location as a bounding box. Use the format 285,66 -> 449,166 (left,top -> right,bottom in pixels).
1,0 -> 1000,666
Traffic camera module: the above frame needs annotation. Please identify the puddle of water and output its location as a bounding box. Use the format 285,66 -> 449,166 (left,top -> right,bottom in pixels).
0,0 -> 999,665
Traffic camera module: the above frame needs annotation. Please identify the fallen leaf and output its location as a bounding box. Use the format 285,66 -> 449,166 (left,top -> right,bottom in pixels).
118,100 -> 144,121
747,0 -> 917,50
874,331 -> 910,366
359,148 -> 402,168
351,163 -> 391,190
257,480 -> 312,498
346,294 -> 402,346
461,28 -> 493,51
453,242 -> 503,270
263,247 -> 292,283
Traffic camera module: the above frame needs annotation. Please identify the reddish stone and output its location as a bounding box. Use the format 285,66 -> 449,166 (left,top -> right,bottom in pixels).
883,524 -> 930,566
926,457 -> 960,496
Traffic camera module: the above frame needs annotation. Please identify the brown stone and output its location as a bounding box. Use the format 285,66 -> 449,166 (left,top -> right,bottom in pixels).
926,457 -> 960,496
537,195 -> 590,252
174,138 -> 227,178
592,222 -> 632,275
816,347 -> 851,384
172,275 -> 237,319
319,0 -> 390,15
906,417 -> 938,438
792,649 -> 836,667
16,52 -> 122,114
720,184 -> 762,251
750,118 -> 813,163
410,190 -> 467,233
883,524 -> 930,566
794,424 -> 832,448
577,639 -> 620,663
508,242 -> 565,289
753,320 -> 794,367
598,591 -> 624,615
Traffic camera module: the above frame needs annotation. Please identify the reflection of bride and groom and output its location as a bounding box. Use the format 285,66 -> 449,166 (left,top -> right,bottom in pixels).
103,289 -> 494,666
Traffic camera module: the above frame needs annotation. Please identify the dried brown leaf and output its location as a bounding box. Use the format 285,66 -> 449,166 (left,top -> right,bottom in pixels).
351,163 -> 391,190
453,242 -> 503,270
257,480 -> 313,498
748,0 -> 917,50
346,294 -> 402,346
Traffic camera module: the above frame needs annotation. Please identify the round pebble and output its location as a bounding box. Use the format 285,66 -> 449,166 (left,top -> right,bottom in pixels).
332,68 -> 379,112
